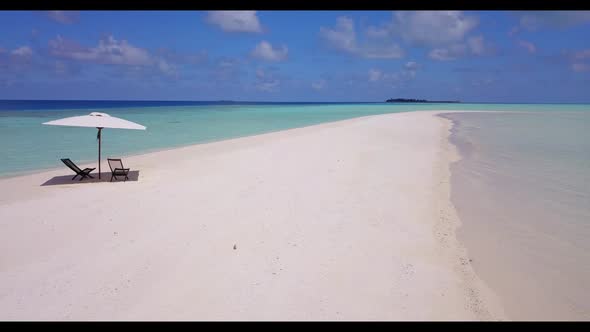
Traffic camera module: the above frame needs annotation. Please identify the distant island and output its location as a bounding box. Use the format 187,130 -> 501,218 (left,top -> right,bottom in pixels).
386,98 -> 460,103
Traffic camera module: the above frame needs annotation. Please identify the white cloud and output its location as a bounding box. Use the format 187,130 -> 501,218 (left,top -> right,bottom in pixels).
517,11 -> 590,31
157,59 -> 178,78
256,80 -> 280,92
472,77 -> 495,86
392,11 -> 478,47
508,26 -> 520,36
11,46 -> 32,58
311,79 -> 326,90
363,44 -> 404,59
206,11 -> 262,33
572,63 -> 590,72
320,16 -> 356,52
429,44 -> 467,61
361,12 -> 480,60
46,11 -> 79,24
254,68 -> 280,92
219,59 -> 238,68
259,81 -> 279,91
365,63 -> 419,85
403,61 -> 420,78
49,35 -> 152,66
570,50 -> 590,72
155,48 -> 208,66
210,57 -> 242,82
368,68 -> 382,82
404,61 -> 419,70
8,46 -> 33,65
54,60 -> 67,75
366,25 -> 389,39
428,35 -> 493,61
574,49 -> 590,60
320,16 -> 403,59
468,36 -> 485,55
48,35 -> 178,77
251,41 -> 288,62
518,40 -> 537,54
53,60 -> 81,76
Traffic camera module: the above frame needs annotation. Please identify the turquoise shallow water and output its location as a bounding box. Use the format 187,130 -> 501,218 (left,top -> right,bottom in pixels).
2,102 -> 405,177
1,101 -> 589,178
445,111 -> 590,320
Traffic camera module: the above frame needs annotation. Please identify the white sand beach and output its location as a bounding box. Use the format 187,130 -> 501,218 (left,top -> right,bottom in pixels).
0,111 -> 506,321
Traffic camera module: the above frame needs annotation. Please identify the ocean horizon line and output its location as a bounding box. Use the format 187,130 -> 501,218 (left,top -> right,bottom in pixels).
2,99 -> 590,105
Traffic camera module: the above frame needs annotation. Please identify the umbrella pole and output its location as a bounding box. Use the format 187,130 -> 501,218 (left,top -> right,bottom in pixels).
97,127 -> 102,179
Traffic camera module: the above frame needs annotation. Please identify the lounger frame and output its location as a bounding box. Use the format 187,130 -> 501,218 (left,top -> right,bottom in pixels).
107,158 -> 130,182
61,158 -> 95,181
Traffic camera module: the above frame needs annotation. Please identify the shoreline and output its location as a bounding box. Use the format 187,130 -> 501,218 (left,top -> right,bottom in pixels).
0,109 -> 518,181
1,112 -> 413,181
440,111 -> 590,320
434,113 -> 506,320
0,110 -> 505,320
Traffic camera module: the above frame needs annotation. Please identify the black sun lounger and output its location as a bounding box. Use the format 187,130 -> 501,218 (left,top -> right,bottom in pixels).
61,158 -> 95,181
107,158 -> 130,182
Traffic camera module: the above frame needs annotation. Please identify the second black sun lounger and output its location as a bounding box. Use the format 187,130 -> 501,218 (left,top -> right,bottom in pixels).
107,158 -> 130,182
61,158 -> 95,181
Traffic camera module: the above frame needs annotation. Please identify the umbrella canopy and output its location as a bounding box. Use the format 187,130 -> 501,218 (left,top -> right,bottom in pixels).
43,112 -> 146,179
43,112 -> 146,130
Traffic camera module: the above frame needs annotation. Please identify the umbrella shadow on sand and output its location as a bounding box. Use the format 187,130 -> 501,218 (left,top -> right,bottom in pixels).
40,171 -> 140,186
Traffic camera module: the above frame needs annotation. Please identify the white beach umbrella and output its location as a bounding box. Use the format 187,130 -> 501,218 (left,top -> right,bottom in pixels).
43,112 -> 146,179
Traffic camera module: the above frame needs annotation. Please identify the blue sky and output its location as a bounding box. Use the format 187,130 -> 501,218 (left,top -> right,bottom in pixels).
1,10 -> 590,102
